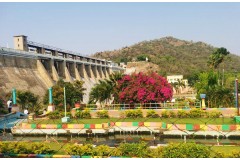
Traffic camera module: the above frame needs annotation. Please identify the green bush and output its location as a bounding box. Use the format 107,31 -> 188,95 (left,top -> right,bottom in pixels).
146,110 -> 159,118
169,111 -> 176,118
162,143 -> 210,158
96,110 -> 109,118
93,145 -> 111,157
0,142 -> 54,154
75,109 -> 91,119
81,109 -> 91,119
48,111 -> 64,119
0,142 -> 9,153
177,110 -> 189,118
161,110 -> 169,118
65,144 -> 93,156
211,151 -> 227,158
125,109 -> 143,118
7,142 -> 30,154
206,111 -> 222,118
31,143 -> 54,154
117,142 -> 149,157
229,150 -> 240,158
189,109 -> 204,118
148,147 -> 164,158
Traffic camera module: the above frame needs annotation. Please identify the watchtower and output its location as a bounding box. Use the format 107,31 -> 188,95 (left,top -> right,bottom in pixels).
13,35 -> 28,51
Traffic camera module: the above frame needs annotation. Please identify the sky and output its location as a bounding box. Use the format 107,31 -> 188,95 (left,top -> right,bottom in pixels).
0,2 -> 240,56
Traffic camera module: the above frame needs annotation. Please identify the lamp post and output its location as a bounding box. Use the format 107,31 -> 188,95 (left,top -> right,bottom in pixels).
235,79 -> 239,116
62,87 -> 70,123
200,94 -> 206,110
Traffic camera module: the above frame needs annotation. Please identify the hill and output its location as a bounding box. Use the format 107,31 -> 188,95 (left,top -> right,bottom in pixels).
93,37 -> 240,77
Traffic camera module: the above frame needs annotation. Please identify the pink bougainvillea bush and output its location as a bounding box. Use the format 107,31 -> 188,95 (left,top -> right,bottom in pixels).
117,72 -> 173,103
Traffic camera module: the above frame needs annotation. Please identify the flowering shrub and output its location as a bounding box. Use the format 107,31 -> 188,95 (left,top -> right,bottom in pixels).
117,72 -> 173,104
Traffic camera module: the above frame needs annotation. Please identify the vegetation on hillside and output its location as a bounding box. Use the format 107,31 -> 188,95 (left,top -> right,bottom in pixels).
93,37 -> 240,77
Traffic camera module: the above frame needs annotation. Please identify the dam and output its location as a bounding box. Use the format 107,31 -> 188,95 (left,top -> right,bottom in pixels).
0,35 -> 124,103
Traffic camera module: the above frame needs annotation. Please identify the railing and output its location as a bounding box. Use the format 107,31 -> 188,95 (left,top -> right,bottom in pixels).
27,41 -> 106,63
0,47 -> 111,68
85,102 -> 202,110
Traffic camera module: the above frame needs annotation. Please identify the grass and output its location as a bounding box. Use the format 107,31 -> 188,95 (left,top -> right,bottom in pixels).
28,117 -> 237,125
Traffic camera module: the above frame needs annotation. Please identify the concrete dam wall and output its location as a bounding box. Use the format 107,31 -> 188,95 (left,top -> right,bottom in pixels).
0,55 -> 49,98
0,47 -> 124,103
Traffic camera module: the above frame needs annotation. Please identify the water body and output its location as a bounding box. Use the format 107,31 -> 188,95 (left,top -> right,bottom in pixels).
1,133 -> 240,147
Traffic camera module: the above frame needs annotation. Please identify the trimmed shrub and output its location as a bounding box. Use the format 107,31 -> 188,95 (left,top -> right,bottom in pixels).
146,110 -> 159,118
206,111 -> 222,118
189,109 -> 204,118
148,147 -> 164,158
65,144 -> 93,156
48,111 -> 64,119
125,109 -> 143,118
169,111 -> 176,118
81,109 -> 91,119
162,143 -> 210,158
117,142 -> 150,157
177,110 -> 189,118
7,142 -> 30,154
229,150 -> 240,158
93,145 -> 111,157
161,110 -> 169,118
0,142 -> 54,154
31,143 -> 54,154
96,110 -> 109,118
75,109 -> 91,119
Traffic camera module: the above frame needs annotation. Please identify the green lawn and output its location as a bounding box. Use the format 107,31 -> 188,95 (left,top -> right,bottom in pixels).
29,117 -> 237,125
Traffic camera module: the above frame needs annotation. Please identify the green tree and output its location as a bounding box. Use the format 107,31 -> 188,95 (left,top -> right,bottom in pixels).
208,47 -> 230,69
17,91 -> 39,111
136,54 -> 150,61
89,72 -> 123,105
89,80 -> 112,105
43,79 -> 86,110
171,79 -> 185,95
194,71 -> 234,107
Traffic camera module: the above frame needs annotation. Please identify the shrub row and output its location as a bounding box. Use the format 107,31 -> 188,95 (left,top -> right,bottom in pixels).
143,109 -> 222,119
48,109 -> 222,119
1,141 -> 240,158
0,142 -> 54,154
64,142 -> 240,158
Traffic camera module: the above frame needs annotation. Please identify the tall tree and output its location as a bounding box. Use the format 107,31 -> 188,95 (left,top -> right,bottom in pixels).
208,47 -> 230,70
43,79 -> 86,110
88,72 -> 123,104
117,72 -> 173,103
17,91 -> 39,111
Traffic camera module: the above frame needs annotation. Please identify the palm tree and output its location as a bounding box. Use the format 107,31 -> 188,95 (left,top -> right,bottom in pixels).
207,47 -> 230,70
88,72 -> 123,106
171,79 -> 185,95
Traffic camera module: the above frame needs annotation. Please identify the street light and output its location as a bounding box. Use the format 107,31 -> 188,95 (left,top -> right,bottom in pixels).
62,87 -> 70,123
235,79 -> 239,116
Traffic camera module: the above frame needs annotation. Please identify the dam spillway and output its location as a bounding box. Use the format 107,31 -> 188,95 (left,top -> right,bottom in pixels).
0,35 -> 124,103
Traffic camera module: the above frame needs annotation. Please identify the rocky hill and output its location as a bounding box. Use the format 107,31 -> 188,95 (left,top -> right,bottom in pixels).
93,37 -> 240,77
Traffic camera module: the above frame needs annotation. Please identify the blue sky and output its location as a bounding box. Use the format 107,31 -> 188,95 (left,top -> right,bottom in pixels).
0,3 -> 240,56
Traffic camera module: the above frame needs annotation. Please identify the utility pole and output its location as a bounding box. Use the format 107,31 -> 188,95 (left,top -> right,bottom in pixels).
61,86 -> 70,122
235,79 -> 239,116
64,87 -> 67,117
